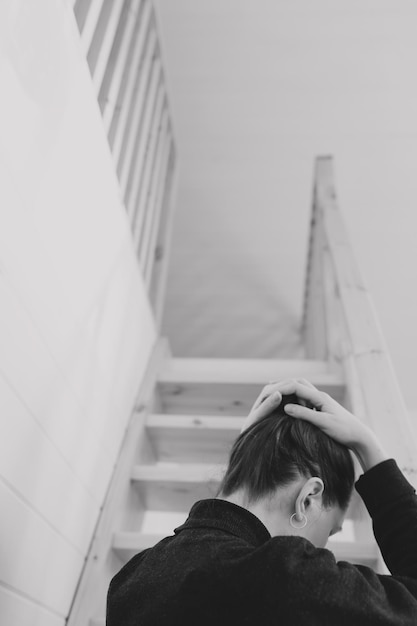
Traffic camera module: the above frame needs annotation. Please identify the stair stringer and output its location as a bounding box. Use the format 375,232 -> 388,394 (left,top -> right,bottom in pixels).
304,156 -> 417,573
66,337 -> 170,626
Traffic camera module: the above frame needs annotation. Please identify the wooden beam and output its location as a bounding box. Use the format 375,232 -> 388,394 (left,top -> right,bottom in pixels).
159,357 -> 343,385
158,381 -> 346,416
146,414 -> 241,463
131,463 -> 224,511
157,358 -> 345,415
132,463 -> 225,482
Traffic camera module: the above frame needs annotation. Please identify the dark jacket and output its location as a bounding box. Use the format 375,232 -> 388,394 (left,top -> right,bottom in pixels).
107,460 -> 417,625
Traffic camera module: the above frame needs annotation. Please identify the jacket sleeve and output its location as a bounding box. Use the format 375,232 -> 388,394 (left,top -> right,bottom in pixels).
355,459 -> 417,578
254,460 -> 417,624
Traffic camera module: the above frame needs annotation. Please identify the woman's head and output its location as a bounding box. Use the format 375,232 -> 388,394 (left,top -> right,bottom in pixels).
218,394 -> 355,546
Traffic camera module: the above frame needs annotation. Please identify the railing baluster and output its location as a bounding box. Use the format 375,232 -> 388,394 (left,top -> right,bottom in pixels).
148,144 -> 176,327
71,0 -> 177,322
111,9 -> 154,164
139,109 -> 170,272
122,52 -> 161,211
103,0 -> 146,130
74,0 -> 93,32
143,123 -> 172,285
99,0 -> 138,116
79,0 -> 106,54
131,82 -> 164,251
89,0 -> 126,92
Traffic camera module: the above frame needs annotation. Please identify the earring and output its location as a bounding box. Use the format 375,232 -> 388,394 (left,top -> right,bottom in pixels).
290,513 -> 307,529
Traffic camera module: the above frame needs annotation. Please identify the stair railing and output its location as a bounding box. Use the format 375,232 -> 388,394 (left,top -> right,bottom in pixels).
303,156 -> 417,487
72,0 -> 177,326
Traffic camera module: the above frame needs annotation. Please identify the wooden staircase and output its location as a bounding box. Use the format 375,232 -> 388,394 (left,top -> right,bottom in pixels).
113,356 -> 375,563
67,159 -> 417,626
65,3 -> 417,623
67,351 -> 375,626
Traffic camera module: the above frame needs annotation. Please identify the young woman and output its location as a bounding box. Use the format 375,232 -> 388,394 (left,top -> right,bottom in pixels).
107,379 -> 417,625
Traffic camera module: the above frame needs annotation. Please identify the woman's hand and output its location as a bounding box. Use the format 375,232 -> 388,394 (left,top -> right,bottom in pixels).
280,379 -> 389,472
241,379 -> 311,433
241,383 -> 283,433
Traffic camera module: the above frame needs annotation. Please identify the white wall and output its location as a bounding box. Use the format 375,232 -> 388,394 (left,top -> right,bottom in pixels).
156,0 -> 417,409
0,1 -> 156,623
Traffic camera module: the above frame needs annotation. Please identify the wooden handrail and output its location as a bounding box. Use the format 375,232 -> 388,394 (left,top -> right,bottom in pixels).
303,157 -> 417,485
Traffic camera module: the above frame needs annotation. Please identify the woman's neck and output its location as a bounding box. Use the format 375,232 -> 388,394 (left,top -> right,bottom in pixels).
217,487 -> 297,538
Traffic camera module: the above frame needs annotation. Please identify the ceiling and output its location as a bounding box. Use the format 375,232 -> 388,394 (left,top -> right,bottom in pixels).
154,1 -> 417,386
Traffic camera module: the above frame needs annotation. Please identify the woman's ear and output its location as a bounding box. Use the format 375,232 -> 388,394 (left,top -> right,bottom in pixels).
295,477 -> 325,519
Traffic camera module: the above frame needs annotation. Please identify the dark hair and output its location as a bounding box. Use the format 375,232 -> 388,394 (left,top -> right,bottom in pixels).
219,394 -> 355,510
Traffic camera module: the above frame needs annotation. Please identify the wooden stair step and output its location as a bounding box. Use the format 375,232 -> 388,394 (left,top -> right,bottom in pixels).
131,463 -> 224,510
157,358 -> 345,415
327,540 -> 379,567
146,414 -> 242,463
131,461 -> 363,522
113,531 -> 378,568
113,532 -> 167,560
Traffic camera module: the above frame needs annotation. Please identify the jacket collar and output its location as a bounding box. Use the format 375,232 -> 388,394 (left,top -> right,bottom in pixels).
174,498 -> 271,547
